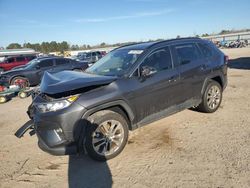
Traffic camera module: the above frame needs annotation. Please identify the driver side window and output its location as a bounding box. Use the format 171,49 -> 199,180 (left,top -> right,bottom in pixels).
141,47 -> 173,73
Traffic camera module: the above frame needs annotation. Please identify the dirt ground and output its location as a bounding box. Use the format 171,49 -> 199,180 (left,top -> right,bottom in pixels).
0,48 -> 250,188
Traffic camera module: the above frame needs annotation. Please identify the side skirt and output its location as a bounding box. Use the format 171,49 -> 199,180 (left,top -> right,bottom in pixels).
135,98 -> 201,128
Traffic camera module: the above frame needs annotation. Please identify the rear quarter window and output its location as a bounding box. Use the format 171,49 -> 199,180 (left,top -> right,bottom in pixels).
174,43 -> 200,65
56,58 -> 69,65
39,59 -> 54,67
198,43 -> 214,58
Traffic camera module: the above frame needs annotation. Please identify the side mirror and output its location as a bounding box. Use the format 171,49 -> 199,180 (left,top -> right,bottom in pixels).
140,66 -> 157,78
36,65 -> 40,69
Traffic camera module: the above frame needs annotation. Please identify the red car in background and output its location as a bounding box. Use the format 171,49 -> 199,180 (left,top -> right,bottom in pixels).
0,55 -> 36,73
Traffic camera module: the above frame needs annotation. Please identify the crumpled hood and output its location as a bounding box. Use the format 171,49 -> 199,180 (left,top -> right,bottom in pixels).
40,71 -> 117,95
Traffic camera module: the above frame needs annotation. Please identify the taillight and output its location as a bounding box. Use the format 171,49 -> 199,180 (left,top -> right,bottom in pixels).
224,55 -> 229,65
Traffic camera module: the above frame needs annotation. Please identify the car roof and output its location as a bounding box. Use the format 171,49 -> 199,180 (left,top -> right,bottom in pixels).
117,37 -> 202,51
36,56 -> 66,61
117,42 -> 158,50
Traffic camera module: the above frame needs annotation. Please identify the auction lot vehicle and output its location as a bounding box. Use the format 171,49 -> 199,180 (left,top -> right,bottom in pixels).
0,85 -> 20,103
77,51 -> 103,66
0,56 -> 88,87
15,38 -> 228,161
0,55 -> 36,73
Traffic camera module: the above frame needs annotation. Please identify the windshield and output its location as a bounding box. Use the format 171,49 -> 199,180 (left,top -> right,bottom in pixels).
85,49 -> 143,76
25,58 -> 38,69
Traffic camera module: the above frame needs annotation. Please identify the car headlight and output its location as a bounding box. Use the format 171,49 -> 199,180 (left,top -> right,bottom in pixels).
35,95 -> 79,113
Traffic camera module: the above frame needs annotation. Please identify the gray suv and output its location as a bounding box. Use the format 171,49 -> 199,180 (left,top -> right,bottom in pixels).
16,38 -> 228,161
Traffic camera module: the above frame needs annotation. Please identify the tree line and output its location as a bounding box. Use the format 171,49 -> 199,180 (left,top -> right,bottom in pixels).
5,41 -> 140,53
6,41 -> 70,54
4,29 -> 250,53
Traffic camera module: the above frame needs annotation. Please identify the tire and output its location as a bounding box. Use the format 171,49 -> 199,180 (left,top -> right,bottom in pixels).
197,80 -> 222,113
84,110 -> 129,161
10,77 -> 29,88
0,96 -> 7,104
18,91 -> 28,99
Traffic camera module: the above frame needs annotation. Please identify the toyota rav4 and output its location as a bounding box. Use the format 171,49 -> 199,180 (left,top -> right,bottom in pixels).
15,38 -> 228,161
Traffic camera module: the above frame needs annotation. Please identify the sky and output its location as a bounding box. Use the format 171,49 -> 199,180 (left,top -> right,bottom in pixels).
0,0 -> 250,47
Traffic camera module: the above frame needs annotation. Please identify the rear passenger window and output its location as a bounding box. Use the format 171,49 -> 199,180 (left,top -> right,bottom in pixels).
56,59 -> 69,65
16,57 -> 25,61
39,59 -> 54,67
7,58 -> 14,63
26,56 -> 36,61
175,44 -> 200,65
198,43 -> 213,58
142,47 -> 172,72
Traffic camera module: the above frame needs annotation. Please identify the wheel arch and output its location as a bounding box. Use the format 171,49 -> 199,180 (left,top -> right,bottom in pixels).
9,75 -> 29,85
82,100 -> 135,130
201,74 -> 224,95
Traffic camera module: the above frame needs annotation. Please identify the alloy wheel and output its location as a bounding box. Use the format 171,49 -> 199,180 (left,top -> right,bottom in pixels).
92,120 -> 124,156
206,85 -> 221,110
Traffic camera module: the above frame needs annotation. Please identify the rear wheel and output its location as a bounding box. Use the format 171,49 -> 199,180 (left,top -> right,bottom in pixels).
10,77 -> 29,88
197,80 -> 222,113
84,110 -> 129,161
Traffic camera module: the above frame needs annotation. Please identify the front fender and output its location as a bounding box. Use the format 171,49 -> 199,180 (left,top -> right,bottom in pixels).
82,100 -> 135,125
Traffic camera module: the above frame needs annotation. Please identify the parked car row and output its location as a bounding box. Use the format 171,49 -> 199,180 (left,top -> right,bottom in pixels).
0,56 -> 89,88
213,39 -> 249,49
74,51 -> 106,66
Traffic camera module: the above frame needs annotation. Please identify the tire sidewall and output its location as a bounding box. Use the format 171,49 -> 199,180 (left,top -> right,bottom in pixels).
85,111 -> 129,161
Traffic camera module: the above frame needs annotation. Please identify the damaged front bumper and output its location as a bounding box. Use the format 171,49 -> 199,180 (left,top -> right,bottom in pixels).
15,120 -> 35,138
15,95 -> 87,156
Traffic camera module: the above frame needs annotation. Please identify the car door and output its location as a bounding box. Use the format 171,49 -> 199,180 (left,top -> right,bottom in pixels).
171,43 -> 205,102
127,46 -> 181,124
34,59 -> 55,84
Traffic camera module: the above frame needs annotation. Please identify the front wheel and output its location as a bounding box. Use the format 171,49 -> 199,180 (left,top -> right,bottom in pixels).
84,110 -> 129,161
10,77 -> 29,88
197,80 -> 222,113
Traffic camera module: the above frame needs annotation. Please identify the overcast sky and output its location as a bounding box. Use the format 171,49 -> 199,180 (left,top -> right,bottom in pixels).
0,0 -> 250,47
